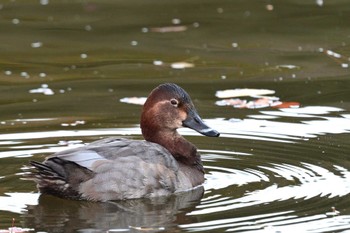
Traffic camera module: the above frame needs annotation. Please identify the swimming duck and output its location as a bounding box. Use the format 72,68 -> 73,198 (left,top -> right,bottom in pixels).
29,83 -> 220,201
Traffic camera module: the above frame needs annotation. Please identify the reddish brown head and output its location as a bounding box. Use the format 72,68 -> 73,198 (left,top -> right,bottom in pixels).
140,83 -> 219,143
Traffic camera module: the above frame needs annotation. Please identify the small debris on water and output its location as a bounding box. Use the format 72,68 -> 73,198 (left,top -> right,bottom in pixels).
80,53 -> 88,59
31,41 -> 43,48
29,84 -> 54,95
326,206 -> 340,216
120,97 -> 147,105
130,40 -> 138,46
216,88 -> 275,98
150,25 -> 187,33
4,70 -> 12,75
61,120 -> 86,127
40,0 -> 49,5
12,18 -> 20,24
215,88 -> 300,109
171,18 -> 181,24
170,62 -> 194,69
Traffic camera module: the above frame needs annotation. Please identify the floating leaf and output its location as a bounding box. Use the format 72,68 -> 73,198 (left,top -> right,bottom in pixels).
273,102 -> 300,108
216,97 -> 282,109
120,97 -> 147,105
215,88 -> 275,98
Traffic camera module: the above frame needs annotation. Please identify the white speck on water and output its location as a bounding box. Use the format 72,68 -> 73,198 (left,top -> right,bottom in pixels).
193,22 -> 200,28
40,0 -> 49,5
153,60 -> 163,66
4,70 -> 12,75
232,42 -> 238,48
141,27 -> 149,33
326,50 -> 341,58
29,84 -> 54,95
217,7 -> 224,14
318,47 -> 324,52
39,72 -> 47,78
12,18 -> 20,24
172,18 -> 181,25
341,63 -> 349,68
221,75 -> 227,79
84,25 -> 92,31
31,41 -> 43,48
130,41 -> 138,46
61,120 -> 86,127
20,72 -> 30,78
59,89 -> 65,93
277,64 -> 299,69
32,99 -> 38,103
80,53 -> 88,59
292,74 -> 296,78
266,4 -> 274,11
170,62 -> 194,69
316,0 -> 323,7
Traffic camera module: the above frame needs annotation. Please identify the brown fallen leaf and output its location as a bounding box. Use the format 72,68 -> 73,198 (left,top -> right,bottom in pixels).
272,102 -> 300,108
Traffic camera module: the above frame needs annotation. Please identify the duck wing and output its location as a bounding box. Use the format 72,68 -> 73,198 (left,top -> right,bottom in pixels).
51,137 -> 179,170
30,137 -> 181,201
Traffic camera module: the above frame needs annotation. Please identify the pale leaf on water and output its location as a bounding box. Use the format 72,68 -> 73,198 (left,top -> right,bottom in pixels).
215,88 -> 275,98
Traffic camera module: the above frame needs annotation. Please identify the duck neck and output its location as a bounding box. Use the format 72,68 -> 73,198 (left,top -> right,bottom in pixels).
144,129 -> 204,173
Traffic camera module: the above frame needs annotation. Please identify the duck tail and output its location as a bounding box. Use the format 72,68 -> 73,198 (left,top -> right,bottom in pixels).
27,158 -> 93,200
30,160 -> 66,180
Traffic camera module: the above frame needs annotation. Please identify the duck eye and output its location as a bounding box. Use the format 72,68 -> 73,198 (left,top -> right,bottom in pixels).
170,99 -> 178,106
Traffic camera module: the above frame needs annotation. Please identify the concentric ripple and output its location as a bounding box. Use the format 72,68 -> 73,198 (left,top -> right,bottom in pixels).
0,106 -> 350,232
180,106 -> 350,232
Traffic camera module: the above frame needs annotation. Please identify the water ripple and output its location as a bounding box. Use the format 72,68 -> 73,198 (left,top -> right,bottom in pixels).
0,106 -> 349,232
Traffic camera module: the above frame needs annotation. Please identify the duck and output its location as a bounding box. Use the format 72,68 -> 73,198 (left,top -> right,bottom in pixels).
29,83 -> 220,201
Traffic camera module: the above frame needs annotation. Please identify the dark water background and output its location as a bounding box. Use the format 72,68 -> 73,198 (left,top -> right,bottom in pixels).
1,0 -> 350,232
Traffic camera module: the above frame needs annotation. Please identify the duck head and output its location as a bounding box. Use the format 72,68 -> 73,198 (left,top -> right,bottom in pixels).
140,83 -> 220,142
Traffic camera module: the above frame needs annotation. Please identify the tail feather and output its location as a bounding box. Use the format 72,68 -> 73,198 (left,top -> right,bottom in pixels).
30,161 -> 65,180
28,158 -> 94,200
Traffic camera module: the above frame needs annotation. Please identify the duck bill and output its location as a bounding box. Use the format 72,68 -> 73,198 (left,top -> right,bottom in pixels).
183,110 -> 220,137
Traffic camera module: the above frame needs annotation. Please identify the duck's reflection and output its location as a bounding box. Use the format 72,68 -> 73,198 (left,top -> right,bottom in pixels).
25,187 -> 203,232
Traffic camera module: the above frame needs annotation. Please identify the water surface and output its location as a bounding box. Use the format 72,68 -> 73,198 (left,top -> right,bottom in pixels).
0,0 -> 350,232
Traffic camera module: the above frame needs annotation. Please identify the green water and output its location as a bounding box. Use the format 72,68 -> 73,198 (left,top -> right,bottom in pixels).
0,0 -> 350,232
